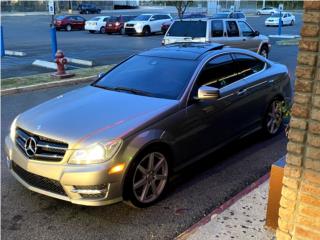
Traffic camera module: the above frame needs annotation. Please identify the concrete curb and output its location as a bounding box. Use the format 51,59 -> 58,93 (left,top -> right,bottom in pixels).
175,173 -> 270,240
66,57 -> 93,67
1,75 -> 96,96
32,60 -> 57,70
5,50 -> 27,56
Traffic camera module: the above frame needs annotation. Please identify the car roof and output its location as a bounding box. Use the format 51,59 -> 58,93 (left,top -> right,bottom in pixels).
138,43 -> 224,61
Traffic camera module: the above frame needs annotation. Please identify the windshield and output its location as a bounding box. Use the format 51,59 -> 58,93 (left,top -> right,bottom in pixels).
94,55 -> 197,100
55,16 -> 65,20
167,21 -> 207,38
134,15 -> 151,21
271,13 -> 282,17
109,16 -> 121,22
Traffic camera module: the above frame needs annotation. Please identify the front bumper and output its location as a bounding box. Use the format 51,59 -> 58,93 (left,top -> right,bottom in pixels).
125,27 -> 143,35
4,136 -> 124,206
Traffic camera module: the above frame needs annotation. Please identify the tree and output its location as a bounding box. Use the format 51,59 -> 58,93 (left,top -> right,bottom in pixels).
173,1 -> 193,19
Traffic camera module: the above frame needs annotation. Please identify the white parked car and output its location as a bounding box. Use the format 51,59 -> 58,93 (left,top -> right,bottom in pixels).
256,7 -> 278,15
265,12 -> 295,26
85,16 -> 110,33
124,14 -> 172,36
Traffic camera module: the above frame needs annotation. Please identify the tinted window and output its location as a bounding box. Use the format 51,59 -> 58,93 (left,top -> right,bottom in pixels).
237,13 -> 245,19
124,16 -> 135,21
238,21 -> 253,37
226,21 -> 239,37
55,16 -> 65,20
167,21 -> 207,38
152,15 -> 161,20
110,16 -> 121,22
76,16 -> 85,21
233,53 -> 265,79
213,13 -> 229,18
211,20 -> 224,37
95,56 -> 197,100
90,17 -> 100,21
197,54 -> 239,89
134,15 -> 151,21
103,17 -> 109,22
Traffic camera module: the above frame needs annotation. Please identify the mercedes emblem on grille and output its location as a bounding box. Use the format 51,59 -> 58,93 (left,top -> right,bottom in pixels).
24,137 -> 37,157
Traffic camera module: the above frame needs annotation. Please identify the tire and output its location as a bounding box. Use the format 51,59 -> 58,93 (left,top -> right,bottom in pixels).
290,20 -> 294,26
66,24 -> 72,32
257,11 -> 261,15
259,45 -> 269,58
120,27 -> 125,35
100,27 -> 106,34
262,99 -> 284,136
124,147 -> 170,208
143,26 -> 151,36
89,30 -> 95,34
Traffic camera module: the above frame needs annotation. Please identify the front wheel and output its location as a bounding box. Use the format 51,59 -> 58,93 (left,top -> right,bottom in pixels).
259,45 -> 269,58
262,99 -> 284,136
89,30 -> 95,34
124,149 -> 170,208
290,20 -> 294,26
143,26 -> 151,36
100,27 -> 106,34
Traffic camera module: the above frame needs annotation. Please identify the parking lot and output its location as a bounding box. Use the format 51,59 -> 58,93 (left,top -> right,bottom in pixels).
1,11 -> 302,79
1,10 -> 302,240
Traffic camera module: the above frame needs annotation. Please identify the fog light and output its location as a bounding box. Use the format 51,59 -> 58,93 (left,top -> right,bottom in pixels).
108,163 -> 125,174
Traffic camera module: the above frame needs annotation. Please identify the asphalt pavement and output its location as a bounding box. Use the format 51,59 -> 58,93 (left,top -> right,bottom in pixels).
1,9 -> 300,240
1,12 -> 302,79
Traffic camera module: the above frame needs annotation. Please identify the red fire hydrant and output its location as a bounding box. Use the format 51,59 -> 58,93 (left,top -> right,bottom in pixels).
51,50 -> 74,79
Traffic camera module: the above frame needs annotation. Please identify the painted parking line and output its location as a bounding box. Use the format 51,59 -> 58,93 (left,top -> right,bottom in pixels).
5,50 -> 26,56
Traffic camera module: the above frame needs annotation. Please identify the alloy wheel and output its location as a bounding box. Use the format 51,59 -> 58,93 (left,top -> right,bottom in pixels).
266,100 -> 283,135
66,25 -> 72,32
132,152 -> 168,204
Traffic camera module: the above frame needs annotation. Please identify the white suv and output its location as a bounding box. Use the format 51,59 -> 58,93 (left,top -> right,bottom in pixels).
125,14 -> 172,36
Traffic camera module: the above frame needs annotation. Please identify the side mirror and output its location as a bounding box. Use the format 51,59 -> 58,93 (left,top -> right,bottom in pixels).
252,30 -> 260,36
197,86 -> 220,101
97,72 -> 105,79
150,17 -> 155,21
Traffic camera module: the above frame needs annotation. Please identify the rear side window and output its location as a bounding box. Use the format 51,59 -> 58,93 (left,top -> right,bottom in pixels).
226,21 -> 239,37
198,54 -> 239,89
233,53 -> 265,79
167,21 -> 207,38
211,20 -> 224,37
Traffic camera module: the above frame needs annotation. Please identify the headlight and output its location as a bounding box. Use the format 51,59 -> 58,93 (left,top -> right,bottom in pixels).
69,139 -> 122,165
10,116 -> 19,141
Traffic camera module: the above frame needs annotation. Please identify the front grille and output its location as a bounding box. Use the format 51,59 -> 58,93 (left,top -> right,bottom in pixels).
12,162 -> 67,196
126,24 -> 134,27
15,128 -> 68,162
125,28 -> 136,34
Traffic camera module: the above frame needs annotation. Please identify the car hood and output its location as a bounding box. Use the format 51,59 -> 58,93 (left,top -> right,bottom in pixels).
17,86 -> 178,148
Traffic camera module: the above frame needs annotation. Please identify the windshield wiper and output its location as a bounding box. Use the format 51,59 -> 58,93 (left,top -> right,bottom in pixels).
113,87 -> 151,96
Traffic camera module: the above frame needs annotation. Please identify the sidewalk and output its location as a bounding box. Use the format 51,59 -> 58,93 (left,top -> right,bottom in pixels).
177,176 -> 275,240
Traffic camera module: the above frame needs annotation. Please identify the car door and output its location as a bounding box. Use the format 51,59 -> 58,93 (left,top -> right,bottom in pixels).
180,54 -> 250,162
231,53 -> 270,129
224,20 -> 243,49
209,19 -> 225,44
237,21 -> 260,52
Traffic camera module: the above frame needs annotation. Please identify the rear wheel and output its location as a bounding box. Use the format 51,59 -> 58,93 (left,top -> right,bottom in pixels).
66,24 -> 72,32
124,148 -> 170,208
100,27 -> 106,34
262,99 -> 284,136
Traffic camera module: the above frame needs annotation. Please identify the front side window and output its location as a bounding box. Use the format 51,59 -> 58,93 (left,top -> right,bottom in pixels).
226,21 -> 239,37
211,20 -> 224,37
167,21 -> 207,38
233,53 -> 266,79
197,54 -> 239,89
238,21 -> 254,37
94,55 -> 197,100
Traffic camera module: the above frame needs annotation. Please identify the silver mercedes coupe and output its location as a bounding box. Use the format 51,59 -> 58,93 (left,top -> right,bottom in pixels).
5,43 -> 292,207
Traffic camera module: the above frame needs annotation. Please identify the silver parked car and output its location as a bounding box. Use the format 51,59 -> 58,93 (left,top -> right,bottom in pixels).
162,19 -> 271,58
5,44 -> 291,208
